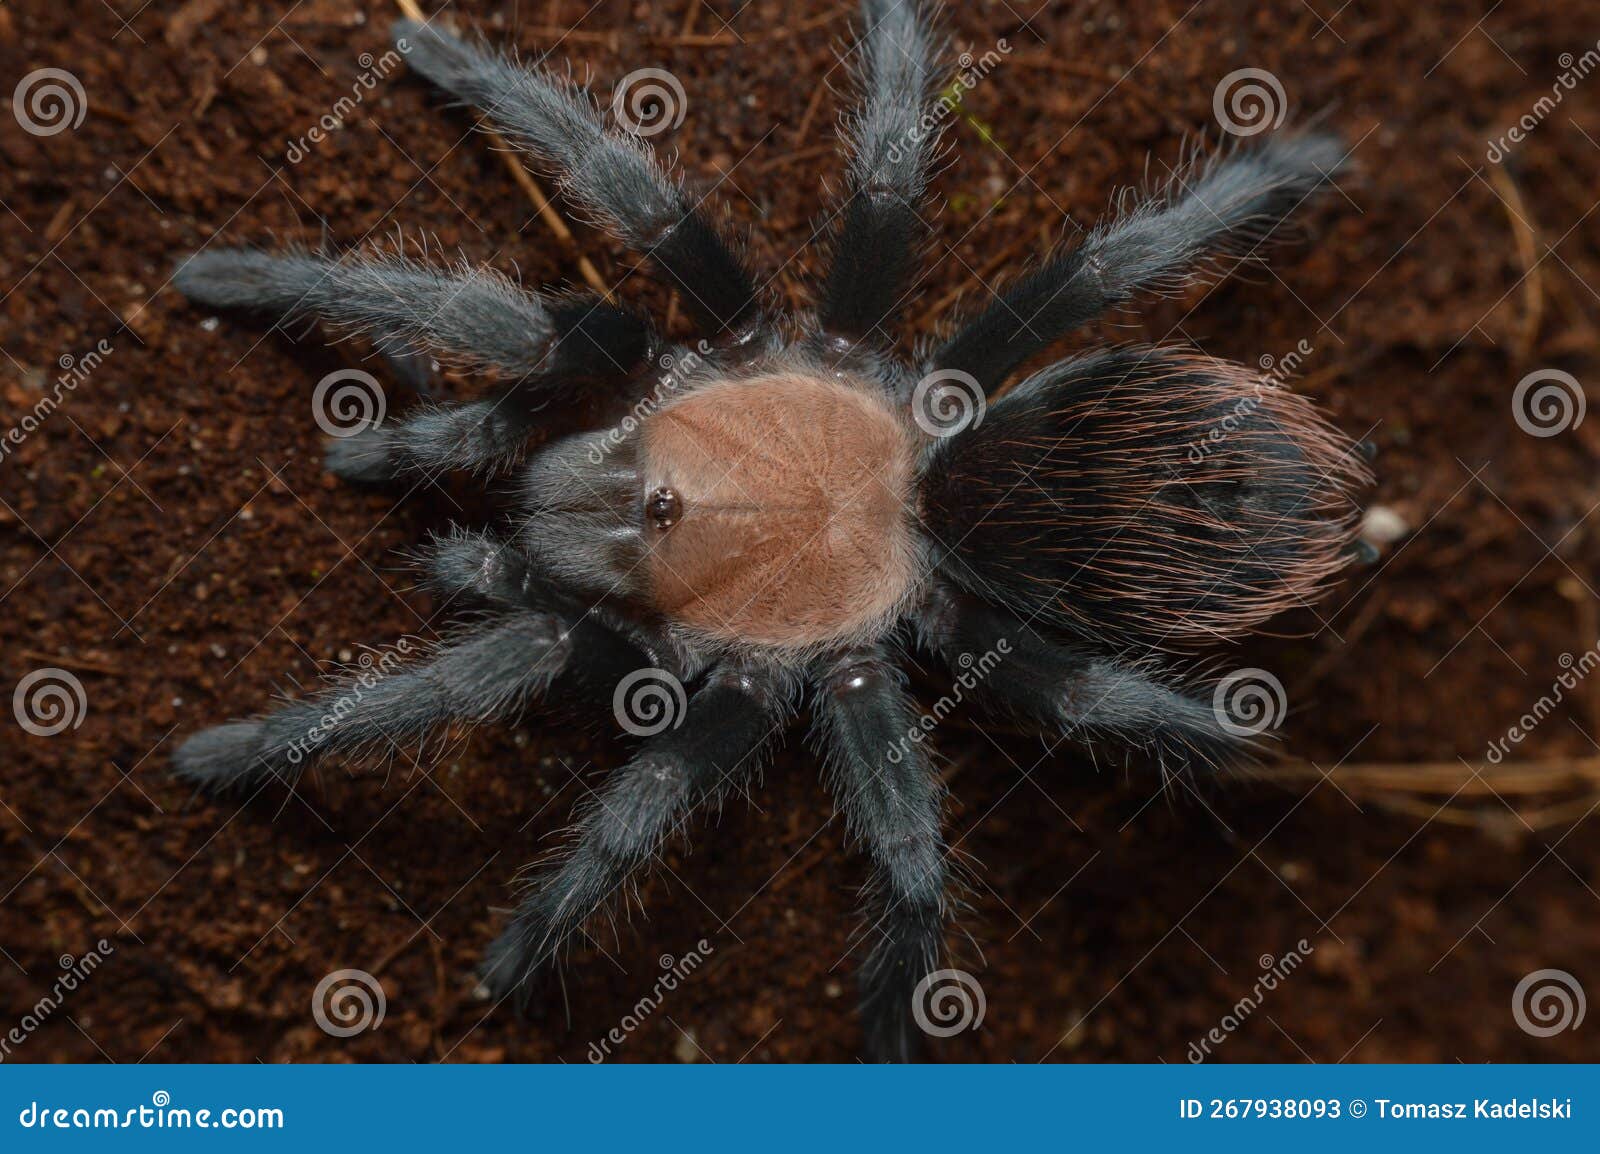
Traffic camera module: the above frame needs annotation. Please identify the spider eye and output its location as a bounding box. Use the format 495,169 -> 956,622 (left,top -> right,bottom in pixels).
647,486 -> 682,530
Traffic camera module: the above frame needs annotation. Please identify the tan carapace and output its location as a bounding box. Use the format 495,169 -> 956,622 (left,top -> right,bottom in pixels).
640,372 -> 922,650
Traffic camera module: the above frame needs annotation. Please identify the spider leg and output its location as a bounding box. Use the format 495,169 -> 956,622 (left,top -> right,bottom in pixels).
174,247 -> 648,380
818,0 -> 946,340
420,527 -> 551,610
395,19 -> 763,339
480,661 -> 792,1002
175,249 -> 654,481
321,397 -> 537,483
814,645 -> 949,1063
417,526 -> 703,679
172,612 -> 573,794
933,134 -> 1348,393
918,585 -> 1246,777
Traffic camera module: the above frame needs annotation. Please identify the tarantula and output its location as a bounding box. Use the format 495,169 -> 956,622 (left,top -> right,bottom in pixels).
172,2 -> 1368,1060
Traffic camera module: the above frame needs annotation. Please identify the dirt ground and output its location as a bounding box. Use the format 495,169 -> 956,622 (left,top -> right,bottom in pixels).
2,0 -> 1599,1064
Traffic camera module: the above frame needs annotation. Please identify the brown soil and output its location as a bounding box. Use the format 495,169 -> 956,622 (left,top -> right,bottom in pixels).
3,0 -> 1599,1063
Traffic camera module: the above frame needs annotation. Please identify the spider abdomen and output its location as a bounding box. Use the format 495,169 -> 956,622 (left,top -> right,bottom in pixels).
921,346 -> 1369,650
640,373 -> 921,651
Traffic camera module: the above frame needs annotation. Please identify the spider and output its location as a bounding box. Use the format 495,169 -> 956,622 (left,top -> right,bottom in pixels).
171,2 -> 1369,1061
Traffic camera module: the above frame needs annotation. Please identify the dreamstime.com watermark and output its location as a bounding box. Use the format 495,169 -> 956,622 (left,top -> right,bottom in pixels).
17,1092 -> 283,1131
1213,67 -> 1287,137
311,968 -> 386,1038
611,68 -> 687,138
1485,642 -> 1600,764
587,341 -> 712,463
885,38 -> 1012,165
912,968 -> 986,1038
284,639 -> 418,765
0,940 -> 115,1062
12,667 -> 88,736
1512,968 -> 1586,1037
1211,668 -> 1287,737
286,41 -> 411,164
312,368 -> 388,438
1512,367 -> 1585,437
1486,40 -> 1600,163
910,368 -> 986,438
612,667 -> 688,737
1,338 -> 114,465
886,639 -> 1010,763
1187,939 -> 1314,1062
587,941 -> 714,1061
1187,340 -> 1315,463
12,67 -> 87,137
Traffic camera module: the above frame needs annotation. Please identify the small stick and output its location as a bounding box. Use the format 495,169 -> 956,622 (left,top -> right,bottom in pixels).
1486,164 -> 1543,360
1256,757 -> 1600,796
393,0 -> 611,298
18,649 -> 123,677
793,82 -> 827,148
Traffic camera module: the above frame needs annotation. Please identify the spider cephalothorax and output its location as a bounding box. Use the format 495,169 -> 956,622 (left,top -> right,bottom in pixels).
172,2 -> 1367,1061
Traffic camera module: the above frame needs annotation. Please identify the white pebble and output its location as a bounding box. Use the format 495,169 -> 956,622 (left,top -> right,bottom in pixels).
1360,504 -> 1409,546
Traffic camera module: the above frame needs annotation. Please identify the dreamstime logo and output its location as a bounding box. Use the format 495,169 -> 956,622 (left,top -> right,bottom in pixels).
13,68 -> 88,137
286,41 -> 411,164
612,668 -> 687,737
284,637 -> 418,765
911,369 -> 985,438
1486,41 -> 1600,162
13,668 -> 87,736
884,38 -> 1013,164
1512,968 -> 1586,1038
586,340 -> 712,463
1211,668 -> 1286,737
1188,939 -> 1314,1062
1187,340 -> 1314,463
1486,643 -> 1600,764
587,940 -> 714,1062
0,939 -> 115,1062
312,368 -> 386,438
1,338 -> 114,465
311,968 -> 386,1038
1212,68 -> 1287,137
611,68 -> 687,138
912,968 -> 986,1038
1512,368 -> 1585,437
886,639 -> 1010,764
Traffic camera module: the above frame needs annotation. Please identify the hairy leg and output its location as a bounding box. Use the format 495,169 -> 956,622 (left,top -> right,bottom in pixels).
917,585 -> 1246,778
175,247 -> 647,379
172,613 -> 572,793
814,645 -> 949,1062
177,248 -> 655,480
818,0 -> 946,340
480,661 -> 792,1002
396,18 -> 762,338
933,134 -> 1347,392
324,396 -> 536,482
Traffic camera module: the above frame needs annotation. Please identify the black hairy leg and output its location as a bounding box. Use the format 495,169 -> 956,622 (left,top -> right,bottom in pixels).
480,662 -> 794,1002
933,134 -> 1348,394
325,298 -> 654,482
173,247 -> 643,379
396,18 -> 762,338
918,585 -> 1243,779
814,646 -> 951,1062
172,613 -> 573,794
174,248 -> 655,481
818,0 -> 946,340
